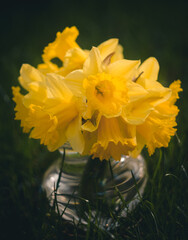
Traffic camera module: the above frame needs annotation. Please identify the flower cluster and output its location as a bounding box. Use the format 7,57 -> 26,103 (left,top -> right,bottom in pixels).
12,26 -> 182,160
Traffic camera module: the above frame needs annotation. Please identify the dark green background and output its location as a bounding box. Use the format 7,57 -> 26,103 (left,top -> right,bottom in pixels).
0,0 -> 188,239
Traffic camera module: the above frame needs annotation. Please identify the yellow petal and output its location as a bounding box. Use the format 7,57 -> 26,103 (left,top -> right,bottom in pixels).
64,69 -> 85,96
19,64 -> 45,91
97,38 -> 119,60
46,73 -> 73,101
138,57 -> 159,81
111,44 -> 124,62
23,82 -> 47,107
127,81 -> 148,102
83,47 -> 102,75
145,86 -> 172,107
137,78 -> 172,106
123,101 -> 154,125
136,77 -> 161,89
66,115 -> 84,153
107,59 -> 140,79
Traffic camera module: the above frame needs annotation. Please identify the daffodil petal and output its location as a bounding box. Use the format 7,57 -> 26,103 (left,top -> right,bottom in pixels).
19,64 -> 45,91
107,59 -> 140,79
64,69 -> 85,96
83,47 -> 102,75
97,38 -> 119,60
111,44 -> 124,62
137,78 -> 172,106
146,88 -> 172,106
138,57 -> 159,81
66,116 -> 84,153
46,73 -> 73,100
127,81 -> 148,102
23,82 -> 47,107
122,101 -> 154,125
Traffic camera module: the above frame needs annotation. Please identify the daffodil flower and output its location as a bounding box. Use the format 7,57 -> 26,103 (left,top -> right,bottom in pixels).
131,58 -> 182,156
13,64 -> 84,153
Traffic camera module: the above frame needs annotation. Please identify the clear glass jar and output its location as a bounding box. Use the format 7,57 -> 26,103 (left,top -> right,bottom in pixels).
42,145 -> 147,230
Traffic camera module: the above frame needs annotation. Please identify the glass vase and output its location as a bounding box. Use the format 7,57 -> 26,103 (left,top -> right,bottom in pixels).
42,145 -> 147,230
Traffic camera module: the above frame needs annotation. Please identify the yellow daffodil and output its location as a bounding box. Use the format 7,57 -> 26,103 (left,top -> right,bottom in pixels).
131,58 -> 182,156
13,64 -> 84,153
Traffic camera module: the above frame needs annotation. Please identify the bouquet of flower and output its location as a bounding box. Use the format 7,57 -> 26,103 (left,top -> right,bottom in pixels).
12,26 -> 182,161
